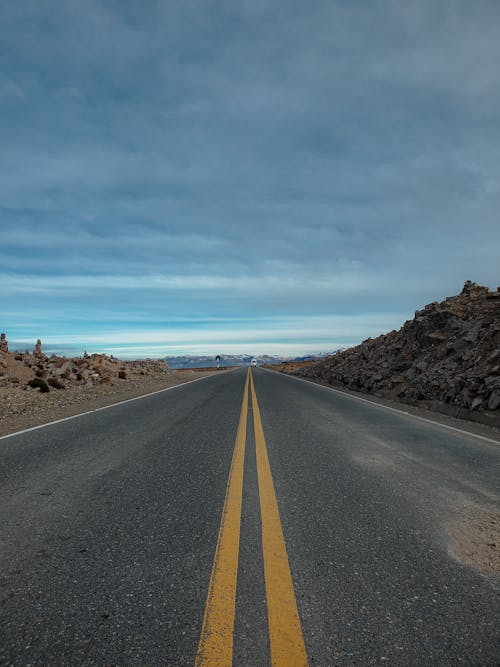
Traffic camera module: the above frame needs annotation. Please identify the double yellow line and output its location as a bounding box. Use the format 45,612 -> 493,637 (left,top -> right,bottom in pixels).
195,369 -> 308,667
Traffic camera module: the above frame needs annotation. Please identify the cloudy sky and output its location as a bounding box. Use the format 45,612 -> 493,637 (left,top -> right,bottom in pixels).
1,1 -> 499,358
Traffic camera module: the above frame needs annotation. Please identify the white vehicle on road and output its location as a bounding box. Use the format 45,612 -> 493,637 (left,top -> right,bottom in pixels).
251,358 -> 257,366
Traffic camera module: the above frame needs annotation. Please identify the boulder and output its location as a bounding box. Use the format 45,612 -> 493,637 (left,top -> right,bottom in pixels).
28,377 -> 50,393
488,390 -> 500,412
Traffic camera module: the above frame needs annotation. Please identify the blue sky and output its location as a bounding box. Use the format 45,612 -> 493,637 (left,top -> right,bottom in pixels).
1,1 -> 499,358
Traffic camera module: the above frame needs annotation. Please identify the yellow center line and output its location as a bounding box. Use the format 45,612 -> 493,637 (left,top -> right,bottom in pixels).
195,369 -> 250,667
250,370 -> 309,667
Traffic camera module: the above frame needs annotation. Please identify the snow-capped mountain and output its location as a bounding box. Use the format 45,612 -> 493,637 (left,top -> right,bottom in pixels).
165,352 -> 333,369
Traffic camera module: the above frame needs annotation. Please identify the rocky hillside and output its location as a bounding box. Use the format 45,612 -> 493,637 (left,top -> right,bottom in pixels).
0,335 -> 168,392
291,281 -> 500,422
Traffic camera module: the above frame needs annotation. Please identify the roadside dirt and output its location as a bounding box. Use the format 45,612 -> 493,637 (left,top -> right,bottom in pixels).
0,368 -> 223,438
447,505 -> 500,578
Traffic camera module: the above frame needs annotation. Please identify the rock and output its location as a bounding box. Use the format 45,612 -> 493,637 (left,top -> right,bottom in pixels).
48,377 -> 65,389
488,390 -> 500,412
58,361 -> 73,378
294,281 -> 500,412
28,377 -> 50,393
0,332 -> 170,400
471,396 -> 483,411
0,333 -> 8,353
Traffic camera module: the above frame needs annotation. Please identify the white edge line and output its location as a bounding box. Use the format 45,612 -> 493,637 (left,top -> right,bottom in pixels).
0,371 -> 233,442
260,367 -> 500,446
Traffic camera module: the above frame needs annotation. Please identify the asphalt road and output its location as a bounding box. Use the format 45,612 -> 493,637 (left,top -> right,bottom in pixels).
0,367 -> 498,666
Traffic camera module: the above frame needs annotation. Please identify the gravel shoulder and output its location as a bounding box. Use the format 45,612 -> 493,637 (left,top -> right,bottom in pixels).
0,369 -> 226,438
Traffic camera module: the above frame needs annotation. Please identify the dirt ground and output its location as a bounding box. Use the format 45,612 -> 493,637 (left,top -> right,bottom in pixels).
447,505 -> 500,578
0,368 -> 223,438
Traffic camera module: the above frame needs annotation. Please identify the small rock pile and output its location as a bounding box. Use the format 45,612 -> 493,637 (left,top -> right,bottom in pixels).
293,281 -> 500,416
0,336 -> 169,392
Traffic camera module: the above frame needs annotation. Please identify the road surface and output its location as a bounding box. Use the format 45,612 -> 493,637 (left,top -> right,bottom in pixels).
0,367 -> 498,665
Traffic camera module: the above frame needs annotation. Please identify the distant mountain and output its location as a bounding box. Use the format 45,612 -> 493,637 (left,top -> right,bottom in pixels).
165,352 -> 333,369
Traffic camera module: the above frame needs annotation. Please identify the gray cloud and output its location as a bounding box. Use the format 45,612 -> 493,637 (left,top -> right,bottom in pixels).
1,1 -> 499,353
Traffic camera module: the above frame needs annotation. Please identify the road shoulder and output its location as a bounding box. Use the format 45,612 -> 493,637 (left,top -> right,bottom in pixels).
0,369 -> 228,438
262,368 -> 500,445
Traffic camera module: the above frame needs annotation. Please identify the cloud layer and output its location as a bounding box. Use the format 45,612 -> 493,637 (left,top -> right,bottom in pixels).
1,1 -> 499,356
